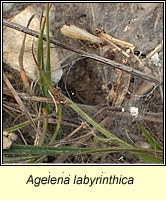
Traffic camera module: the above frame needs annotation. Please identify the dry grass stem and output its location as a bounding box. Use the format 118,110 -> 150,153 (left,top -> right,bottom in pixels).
3,73 -> 37,132
3,19 -> 160,84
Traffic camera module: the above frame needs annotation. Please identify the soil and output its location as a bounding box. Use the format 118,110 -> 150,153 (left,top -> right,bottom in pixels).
3,3 -> 163,164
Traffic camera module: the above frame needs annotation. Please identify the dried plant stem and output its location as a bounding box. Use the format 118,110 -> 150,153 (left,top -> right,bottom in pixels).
3,73 -> 37,132
147,40 -> 163,59
60,122 -> 87,143
61,93 -> 132,148
3,19 -> 160,84
18,14 -> 36,94
4,87 -> 163,123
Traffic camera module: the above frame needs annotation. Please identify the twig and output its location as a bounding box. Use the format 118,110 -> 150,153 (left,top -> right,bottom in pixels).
4,87 -> 163,123
18,129 -> 28,145
90,3 -> 96,28
3,73 -> 37,132
60,122 -> 87,143
154,4 -> 163,32
3,87 -> 53,103
99,32 -> 130,58
3,19 -> 161,84
146,40 -> 163,59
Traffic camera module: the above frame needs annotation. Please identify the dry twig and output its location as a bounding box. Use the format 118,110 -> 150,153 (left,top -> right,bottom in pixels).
3,19 -> 161,84
3,73 -> 37,131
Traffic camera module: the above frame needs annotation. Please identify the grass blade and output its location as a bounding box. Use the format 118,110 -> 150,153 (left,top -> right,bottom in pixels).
3,144 -> 162,164
141,126 -> 163,151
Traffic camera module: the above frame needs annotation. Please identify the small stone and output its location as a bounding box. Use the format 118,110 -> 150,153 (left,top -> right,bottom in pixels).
3,136 -> 12,150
